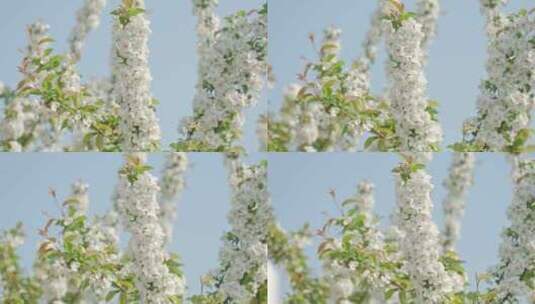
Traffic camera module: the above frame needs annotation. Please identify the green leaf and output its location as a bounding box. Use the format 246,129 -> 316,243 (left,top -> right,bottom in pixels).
168,295 -> 183,304
119,292 -> 127,304
105,290 -> 120,301
364,136 -> 378,149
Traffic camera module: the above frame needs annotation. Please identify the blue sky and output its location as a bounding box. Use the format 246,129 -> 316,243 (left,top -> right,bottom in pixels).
0,152 -> 264,296
268,152 -> 524,298
268,0 -> 532,148
0,0 -> 265,151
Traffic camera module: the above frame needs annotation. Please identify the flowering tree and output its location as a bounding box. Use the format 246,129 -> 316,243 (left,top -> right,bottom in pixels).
269,153 -> 535,304
266,0 -> 534,153
0,0 -> 267,153
172,0 -> 268,153
111,0 -> 161,151
0,154 -> 271,304
191,156 -> 271,303
0,0 -> 121,152
453,1 -> 535,153
265,0 -> 442,152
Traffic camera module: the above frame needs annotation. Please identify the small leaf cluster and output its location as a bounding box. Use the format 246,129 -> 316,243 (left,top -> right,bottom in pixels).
111,0 -> 146,27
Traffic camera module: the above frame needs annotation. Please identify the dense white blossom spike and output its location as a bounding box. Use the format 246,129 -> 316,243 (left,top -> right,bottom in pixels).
463,6 -> 535,151
492,157 -> 535,301
68,0 -> 107,62
416,0 -> 440,48
211,157 -> 272,302
112,0 -> 161,151
117,153 -> 185,302
178,2 -> 267,150
383,12 -> 442,152
159,152 -> 188,246
360,3 -> 384,68
393,158 -> 464,303
441,152 -> 475,252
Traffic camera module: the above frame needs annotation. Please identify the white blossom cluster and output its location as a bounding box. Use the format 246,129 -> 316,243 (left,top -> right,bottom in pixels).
0,223 -> 24,250
354,181 -> 376,217
0,19 -> 101,152
493,158 -> 535,301
441,153 -> 476,252
34,246 -> 69,303
416,0 -> 440,48
276,26 -> 374,152
0,22 -> 51,152
117,153 -> 185,303
34,181 -> 90,303
361,4 -> 384,68
159,152 -> 188,246
322,181 -> 390,303
383,15 -> 442,152
269,1 -> 445,152
85,210 -> 120,301
213,158 -> 272,302
393,164 -> 464,303
69,77 -> 119,151
0,0 -> 111,152
68,0 -> 107,62
463,5 -> 535,151
112,0 -> 161,151
191,0 -> 220,39
179,1 -> 267,150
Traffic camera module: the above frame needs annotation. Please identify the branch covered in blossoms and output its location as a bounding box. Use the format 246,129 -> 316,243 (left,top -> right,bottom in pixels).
111,0 -> 161,151
173,1 -> 268,153
383,1 -> 442,152
268,223 -> 329,304
392,155 -> 465,303
68,0 -> 107,62
192,157 -> 271,303
116,153 -> 185,303
453,4 -> 535,153
159,152 -> 189,246
0,6 -> 121,152
0,223 -> 41,303
488,157 -> 535,302
266,0 -> 443,152
265,25 -> 401,152
441,153 -> 476,252
317,182 -> 410,303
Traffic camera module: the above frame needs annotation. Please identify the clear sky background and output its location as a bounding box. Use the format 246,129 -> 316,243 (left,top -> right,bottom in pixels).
268,0 -> 532,149
0,152 -> 264,296
0,0 -> 265,152
268,152 -> 532,301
